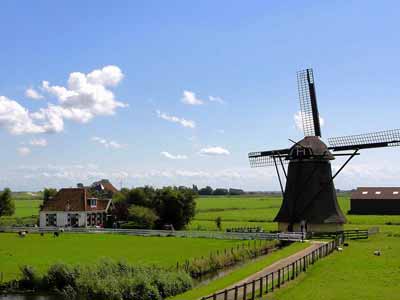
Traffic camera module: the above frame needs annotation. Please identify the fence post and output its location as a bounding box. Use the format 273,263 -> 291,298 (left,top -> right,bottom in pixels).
213,293 -> 217,300
234,286 -> 238,300
278,269 -> 281,288
303,256 -> 306,271
224,289 -> 228,300
243,284 -> 247,300
292,262 -> 295,279
251,280 -> 255,300
259,277 -> 263,296
266,274 -> 269,294
272,272 -> 274,291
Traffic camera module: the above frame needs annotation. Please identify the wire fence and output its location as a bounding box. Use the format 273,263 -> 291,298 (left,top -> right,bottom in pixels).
201,239 -> 339,300
0,226 -> 306,241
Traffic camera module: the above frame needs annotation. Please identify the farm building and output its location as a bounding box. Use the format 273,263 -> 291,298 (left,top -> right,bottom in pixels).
349,187 -> 400,214
39,188 -> 113,227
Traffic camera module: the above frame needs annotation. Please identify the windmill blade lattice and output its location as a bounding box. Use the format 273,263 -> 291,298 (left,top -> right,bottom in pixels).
328,129 -> 400,151
297,69 -> 321,137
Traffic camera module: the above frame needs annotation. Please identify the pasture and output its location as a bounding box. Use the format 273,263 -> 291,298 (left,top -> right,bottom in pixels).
0,233 -> 244,281
192,195 -> 400,233
273,234 -> 400,300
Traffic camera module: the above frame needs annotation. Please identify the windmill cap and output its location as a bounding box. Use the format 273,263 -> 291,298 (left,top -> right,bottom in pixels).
289,136 -> 334,160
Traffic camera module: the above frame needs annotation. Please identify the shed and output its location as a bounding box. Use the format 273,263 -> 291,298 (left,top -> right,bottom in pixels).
349,187 -> 400,215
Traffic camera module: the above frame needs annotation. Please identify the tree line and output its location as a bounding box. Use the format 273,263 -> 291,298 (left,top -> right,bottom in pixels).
194,185 -> 245,196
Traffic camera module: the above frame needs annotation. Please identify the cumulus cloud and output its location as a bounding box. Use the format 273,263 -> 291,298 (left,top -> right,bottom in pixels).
29,138 -> 47,147
209,96 -> 225,104
199,146 -> 230,156
25,88 -> 44,100
160,151 -> 188,160
181,90 -> 204,105
91,136 -> 123,149
0,65 -> 125,136
17,147 -> 31,156
156,110 -> 196,128
294,111 -> 324,132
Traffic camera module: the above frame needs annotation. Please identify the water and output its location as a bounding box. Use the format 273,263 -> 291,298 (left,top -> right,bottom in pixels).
0,295 -> 60,300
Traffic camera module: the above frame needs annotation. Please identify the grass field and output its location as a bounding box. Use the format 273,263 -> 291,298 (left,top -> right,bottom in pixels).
0,233 -> 245,281
273,233 -> 400,300
192,195 -> 400,232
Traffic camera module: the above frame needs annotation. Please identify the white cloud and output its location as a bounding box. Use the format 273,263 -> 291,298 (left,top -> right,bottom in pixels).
91,136 -> 123,149
29,138 -> 47,147
41,65 -> 126,123
160,151 -> 188,160
25,88 -> 44,100
0,96 -> 52,134
181,90 -> 204,105
17,147 -> 31,156
0,65 -> 125,136
209,96 -> 225,104
156,110 -> 196,128
199,146 -> 230,156
294,111 -> 324,133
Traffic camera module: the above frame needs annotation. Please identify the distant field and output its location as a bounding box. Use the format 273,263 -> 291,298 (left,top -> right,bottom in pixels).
193,196 -> 400,232
273,234 -> 400,300
0,233 -> 244,281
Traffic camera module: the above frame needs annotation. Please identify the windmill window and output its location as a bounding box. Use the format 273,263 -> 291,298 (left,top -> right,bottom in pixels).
362,191 -> 368,195
375,191 -> 381,195
393,191 -> 399,195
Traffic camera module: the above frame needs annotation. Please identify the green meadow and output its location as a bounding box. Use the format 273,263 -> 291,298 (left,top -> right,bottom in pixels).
0,233 -> 244,281
273,234 -> 400,300
191,195 -> 400,232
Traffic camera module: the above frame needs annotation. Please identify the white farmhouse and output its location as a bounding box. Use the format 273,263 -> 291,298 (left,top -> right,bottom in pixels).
39,188 -> 113,228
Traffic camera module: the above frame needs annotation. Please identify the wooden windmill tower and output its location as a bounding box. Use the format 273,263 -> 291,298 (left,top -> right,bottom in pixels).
249,68 -> 400,232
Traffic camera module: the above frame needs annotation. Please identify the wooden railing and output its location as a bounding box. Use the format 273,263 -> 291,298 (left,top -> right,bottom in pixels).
201,239 -> 338,300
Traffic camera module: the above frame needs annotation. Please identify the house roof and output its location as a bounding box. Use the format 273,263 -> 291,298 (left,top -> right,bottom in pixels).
91,179 -> 118,194
41,188 -> 112,212
351,187 -> 400,200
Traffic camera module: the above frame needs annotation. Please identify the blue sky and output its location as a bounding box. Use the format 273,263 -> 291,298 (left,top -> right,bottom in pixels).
1,0 -> 400,191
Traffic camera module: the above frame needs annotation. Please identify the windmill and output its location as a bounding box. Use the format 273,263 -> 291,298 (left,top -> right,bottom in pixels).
249,68 -> 400,232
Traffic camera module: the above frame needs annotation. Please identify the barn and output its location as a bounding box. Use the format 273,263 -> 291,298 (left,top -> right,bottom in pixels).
349,187 -> 400,215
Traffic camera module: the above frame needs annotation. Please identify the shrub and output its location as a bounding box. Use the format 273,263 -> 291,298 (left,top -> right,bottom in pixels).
128,206 -> 158,229
44,263 -> 78,290
19,265 -> 40,290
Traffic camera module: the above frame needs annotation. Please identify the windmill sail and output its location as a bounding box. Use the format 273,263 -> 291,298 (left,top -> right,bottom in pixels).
297,68 -> 322,137
328,129 -> 400,152
248,148 -> 290,167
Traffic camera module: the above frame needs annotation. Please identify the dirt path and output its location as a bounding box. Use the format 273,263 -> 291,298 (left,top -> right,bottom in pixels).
215,241 -> 325,297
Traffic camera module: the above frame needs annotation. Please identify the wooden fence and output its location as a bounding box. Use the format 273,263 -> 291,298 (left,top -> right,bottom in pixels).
309,229 -> 368,241
201,239 -> 338,300
0,227 -> 306,242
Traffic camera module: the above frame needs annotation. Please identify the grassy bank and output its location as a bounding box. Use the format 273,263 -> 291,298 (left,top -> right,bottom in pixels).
0,233 -> 244,281
273,234 -> 400,300
170,242 -> 308,300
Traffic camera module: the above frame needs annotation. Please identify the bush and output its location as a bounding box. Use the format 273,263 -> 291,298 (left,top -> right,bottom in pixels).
128,206 -> 158,229
19,265 -> 40,290
16,260 -> 193,300
44,263 -> 78,290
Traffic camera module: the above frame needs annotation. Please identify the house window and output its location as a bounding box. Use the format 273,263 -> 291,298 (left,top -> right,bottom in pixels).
90,199 -> 97,207
362,191 -> 368,195
46,214 -> 57,226
375,191 -> 381,195
393,191 -> 399,195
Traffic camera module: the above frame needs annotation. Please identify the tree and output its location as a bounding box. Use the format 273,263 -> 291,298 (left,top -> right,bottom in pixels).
198,186 -> 213,195
43,188 -> 57,202
127,205 -> 158,229
192,185 -> 199,195
0,188 -> 15,217
229,188 -> 245,195
155,187 -> 196,230
213,188 -> 229,195
111,200 -> 130,221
